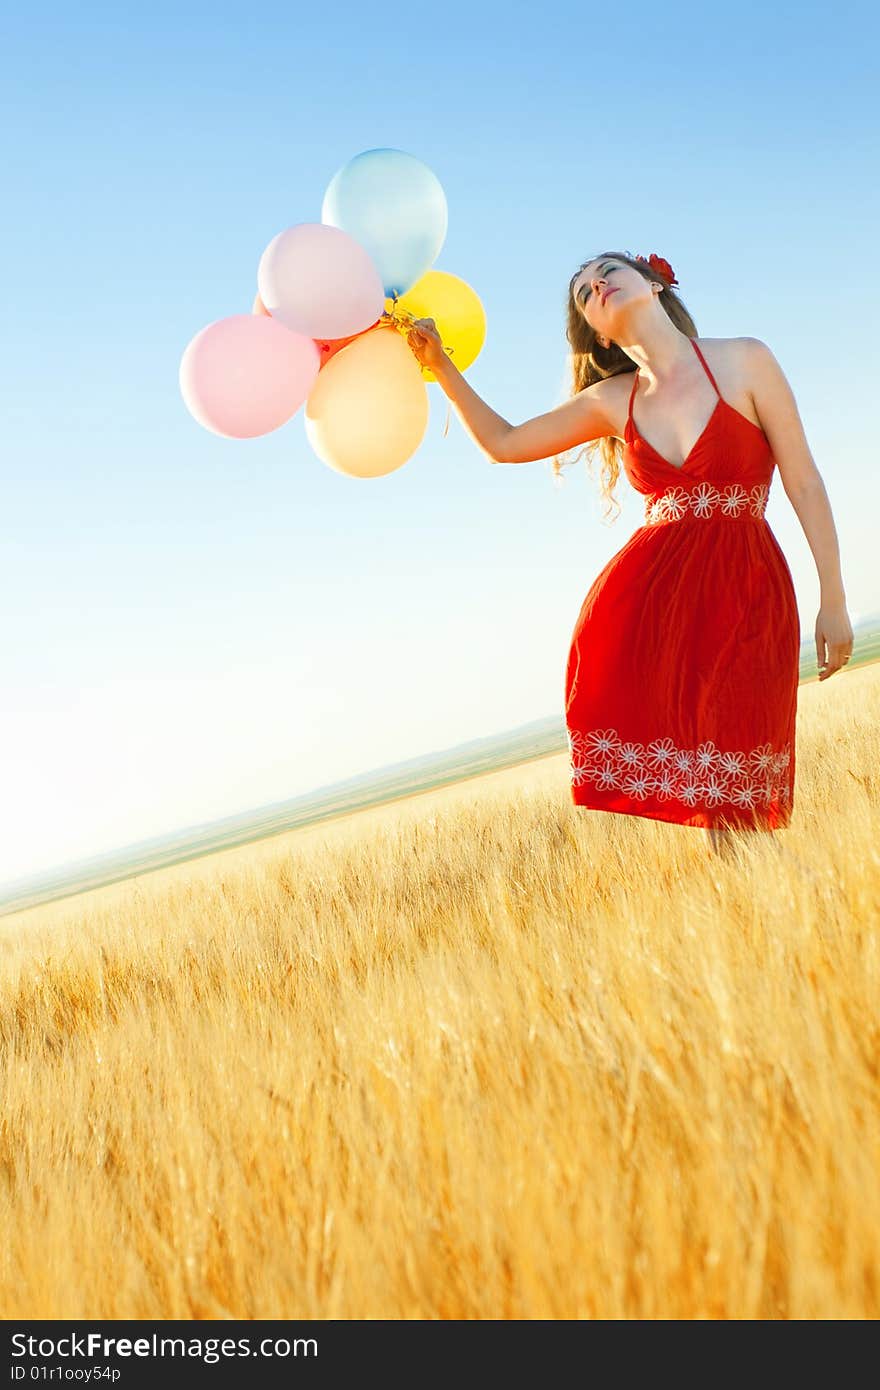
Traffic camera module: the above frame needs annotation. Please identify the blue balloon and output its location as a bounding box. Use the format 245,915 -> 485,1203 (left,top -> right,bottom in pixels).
322,148 -> 448,299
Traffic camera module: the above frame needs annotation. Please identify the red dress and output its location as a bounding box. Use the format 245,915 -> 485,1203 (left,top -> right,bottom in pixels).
564,337 -> 800,832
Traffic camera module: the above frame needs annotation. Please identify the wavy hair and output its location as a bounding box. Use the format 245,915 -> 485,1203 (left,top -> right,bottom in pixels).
551,250 -> 698,523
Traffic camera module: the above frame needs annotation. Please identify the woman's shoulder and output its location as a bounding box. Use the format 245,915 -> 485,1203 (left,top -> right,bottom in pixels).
698,333 -> 756,357
693,334 -> 755,384
699,337 -> 767,420
692,335 -> 758,373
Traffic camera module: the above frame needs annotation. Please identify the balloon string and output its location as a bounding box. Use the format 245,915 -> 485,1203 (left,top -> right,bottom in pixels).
381,293 -> 456,438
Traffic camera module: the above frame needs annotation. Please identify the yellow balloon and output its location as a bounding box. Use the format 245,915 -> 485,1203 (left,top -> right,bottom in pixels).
386,269 -> 486,382
304,325 -> 429,477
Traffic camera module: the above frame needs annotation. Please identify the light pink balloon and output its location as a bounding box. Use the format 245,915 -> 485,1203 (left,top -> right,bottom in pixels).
257,222 -> 385,340
179,314 -> 321,439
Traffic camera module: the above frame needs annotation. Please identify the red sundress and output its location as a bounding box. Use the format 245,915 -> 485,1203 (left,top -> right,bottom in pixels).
564,336 -> 800,832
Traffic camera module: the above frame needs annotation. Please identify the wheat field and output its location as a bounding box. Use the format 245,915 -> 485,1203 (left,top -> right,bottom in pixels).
1,664 -> 878,1320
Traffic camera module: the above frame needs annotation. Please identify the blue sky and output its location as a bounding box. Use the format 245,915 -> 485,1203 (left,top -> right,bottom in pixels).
1,0 -> 877,882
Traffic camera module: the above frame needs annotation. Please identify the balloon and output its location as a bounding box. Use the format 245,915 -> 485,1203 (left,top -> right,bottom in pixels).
315,324 -> 379,365
304,325 -> 428,477
252,288 -> 373,366
257,222 -> 385,340
322,147 -> 448,298
179,314 -> 320,439
387,270 -> 486,382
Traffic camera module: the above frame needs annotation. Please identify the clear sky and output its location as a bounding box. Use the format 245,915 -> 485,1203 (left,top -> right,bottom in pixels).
2,0 -> 877,884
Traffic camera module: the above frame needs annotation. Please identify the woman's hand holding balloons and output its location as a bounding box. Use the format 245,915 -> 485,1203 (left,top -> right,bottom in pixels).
390,270 -> 485,381
405,318 -> 449,375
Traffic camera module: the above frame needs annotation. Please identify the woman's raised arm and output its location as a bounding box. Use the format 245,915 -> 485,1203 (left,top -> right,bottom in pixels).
429,354 -> 616,464
407,316 -> 617,465
490,375 -> 618,464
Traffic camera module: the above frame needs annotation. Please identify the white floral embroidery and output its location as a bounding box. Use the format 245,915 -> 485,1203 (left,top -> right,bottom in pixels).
593,764 -> 620,790
618,740 -> 646,767
772,747 -> 791,773
749,742 -> 775,774
703,775 -> 729,806
720,484 -> 749,515
695,740 -> 721,773
580,728 -> 620,759
567,729 -> 591,760
646,737 -> 677,767
730,782 -> 757,808
653,770 -> 679,800
646,486 -> 691,523
621,771 -> 654,799
644,482 -> 769,526
718,750 -> 747,778
691,482 -> 722,517
566,725 -> 793,812
656,480 -> 689,519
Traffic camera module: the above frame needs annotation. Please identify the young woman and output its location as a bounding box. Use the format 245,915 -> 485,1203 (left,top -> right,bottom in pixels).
405,251 -> 854,856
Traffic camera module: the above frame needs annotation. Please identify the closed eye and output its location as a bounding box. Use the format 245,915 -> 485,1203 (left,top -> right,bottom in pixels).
578,263 -> 619,305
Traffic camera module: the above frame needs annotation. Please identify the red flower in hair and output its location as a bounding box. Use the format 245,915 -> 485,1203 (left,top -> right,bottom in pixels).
636,253 -> 679,287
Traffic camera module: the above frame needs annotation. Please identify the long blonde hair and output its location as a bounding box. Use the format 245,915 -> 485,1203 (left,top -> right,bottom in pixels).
552,250 -> 698,523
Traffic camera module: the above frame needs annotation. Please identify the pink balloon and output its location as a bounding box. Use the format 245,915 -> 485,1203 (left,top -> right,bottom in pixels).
179,314 -> 321,439
257,222 -> 385,340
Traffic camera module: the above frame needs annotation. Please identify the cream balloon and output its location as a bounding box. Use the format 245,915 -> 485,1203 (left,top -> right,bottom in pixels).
304,325 -> 428,477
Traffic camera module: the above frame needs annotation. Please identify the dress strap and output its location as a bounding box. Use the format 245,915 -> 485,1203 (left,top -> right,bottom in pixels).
626,369 -> 640,427
690,338 -> 722,400
627,341 -> 721,430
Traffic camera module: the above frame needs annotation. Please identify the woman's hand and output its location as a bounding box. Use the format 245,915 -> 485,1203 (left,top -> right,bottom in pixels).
405,317 -> 448,373
816,603 -> 855,679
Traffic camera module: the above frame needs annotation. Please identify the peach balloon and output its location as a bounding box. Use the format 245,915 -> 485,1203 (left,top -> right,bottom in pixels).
252,291 -> 271,316
304,325 -> 428,476
180,314 -> 321,439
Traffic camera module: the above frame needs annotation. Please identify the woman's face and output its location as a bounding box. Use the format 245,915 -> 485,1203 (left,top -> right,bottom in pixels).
571,257 -> 658,343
